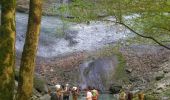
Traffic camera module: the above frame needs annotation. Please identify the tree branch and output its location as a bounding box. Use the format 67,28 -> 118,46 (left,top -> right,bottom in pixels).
103,19 -> 170,50
118,22 -> 170,50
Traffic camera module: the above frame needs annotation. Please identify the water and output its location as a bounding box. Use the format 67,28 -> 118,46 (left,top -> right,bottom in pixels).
97,94 -> 116,100
79,57 -> 118,91
16,12 -> 134,58
70,94 -> 116,100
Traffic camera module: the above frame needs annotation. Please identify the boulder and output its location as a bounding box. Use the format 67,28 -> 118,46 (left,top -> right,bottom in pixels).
125,68 -> 133,73
34,73 -> 49,94
39,94 -> 51,100
109,83 -> 122,94
155,72 -> 164,81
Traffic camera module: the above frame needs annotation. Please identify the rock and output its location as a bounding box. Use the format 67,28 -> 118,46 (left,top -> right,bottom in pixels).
157,83 -> 166,90
16,5 -> 29,13
48,86 -> 57,92
64,30 -> 78,40
39,94 -> 51,100
163,70 -> 169,73
131,89 -> 140,94
125,68 -> 132,73
129,77 -> 139,82
33,88 -> 42,97
34,74 -> 49,95
31,95 -> 39,100
155,74 -> 164,81
153,90 -> 162,94
162,97 -> 169,100
109,83 -> 122,94
64,30 -> 78,46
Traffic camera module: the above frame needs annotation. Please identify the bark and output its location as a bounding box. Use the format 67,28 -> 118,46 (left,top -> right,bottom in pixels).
0,0 -> 16,99
16,0 -> 42,100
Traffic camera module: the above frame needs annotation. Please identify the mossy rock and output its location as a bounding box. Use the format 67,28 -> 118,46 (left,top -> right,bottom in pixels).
34,74 -> 48,94
15,70 -> 48,94
109,83 -> 122,94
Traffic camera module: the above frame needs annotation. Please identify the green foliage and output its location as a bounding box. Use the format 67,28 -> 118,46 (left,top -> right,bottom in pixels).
59,0 -> 170,48
113,46 -> 128,83
125,12 -> 170,44
47,0 -> 170,47
65,0 -> 169,21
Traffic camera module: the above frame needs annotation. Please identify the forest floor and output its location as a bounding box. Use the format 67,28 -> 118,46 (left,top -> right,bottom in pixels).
16,44 -> 170,99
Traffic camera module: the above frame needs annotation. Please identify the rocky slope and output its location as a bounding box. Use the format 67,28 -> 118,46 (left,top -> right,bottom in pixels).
19,44 -> 170,100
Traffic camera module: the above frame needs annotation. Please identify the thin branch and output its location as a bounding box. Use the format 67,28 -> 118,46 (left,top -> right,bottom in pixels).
119,22 -> 170,50
102,19 -> 170,50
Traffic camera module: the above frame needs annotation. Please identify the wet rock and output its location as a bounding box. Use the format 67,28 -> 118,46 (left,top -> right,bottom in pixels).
79,56 -> 118,91
64,30 -> 78,46
109,84 -> 122,94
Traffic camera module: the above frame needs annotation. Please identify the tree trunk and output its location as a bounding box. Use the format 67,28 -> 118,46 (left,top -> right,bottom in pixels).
0,0 -> 16,99
16,0 -> 42,100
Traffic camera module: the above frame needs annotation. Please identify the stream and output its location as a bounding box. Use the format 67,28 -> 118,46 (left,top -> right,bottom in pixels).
16,12 -> 134,58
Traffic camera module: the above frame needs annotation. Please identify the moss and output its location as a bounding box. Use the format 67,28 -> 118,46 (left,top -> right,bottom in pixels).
144,95 -> 159,100
125,35 -> 170,46
162,88 -> 170,97
33,74 -> 47,94
112,46 -> 128,83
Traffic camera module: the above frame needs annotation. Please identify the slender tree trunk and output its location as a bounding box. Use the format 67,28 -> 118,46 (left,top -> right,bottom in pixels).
0,0 -> 16,99
16,0 -> 42,100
